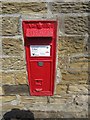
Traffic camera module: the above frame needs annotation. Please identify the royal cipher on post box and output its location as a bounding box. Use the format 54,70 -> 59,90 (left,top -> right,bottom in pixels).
22,20 -> 57,96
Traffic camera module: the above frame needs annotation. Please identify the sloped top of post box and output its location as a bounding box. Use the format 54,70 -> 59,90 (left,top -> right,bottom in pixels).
22,20 -> 57,37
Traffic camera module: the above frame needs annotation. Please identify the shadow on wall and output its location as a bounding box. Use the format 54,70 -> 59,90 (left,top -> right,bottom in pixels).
2,108 -> 35,120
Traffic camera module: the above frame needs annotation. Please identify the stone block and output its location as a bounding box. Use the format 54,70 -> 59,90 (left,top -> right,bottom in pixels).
2,2 -> 20,14
2,72 -> 15,85
2,103 -> 24,113
2,71 -> 27,85
50,95 -> 74,104
2,2 -> 47,14
73,95 -> 88,106
68,54 -> 89,74
59,79 -> 88,85
57,35 -> 88,71
0,72 -> 2,84
20,96 -> 47,104
57,63 -> 88,84
58,57 -> 89,83
68,61 -> 88,72
0,2 -> 2,14
15,71 -> 28,85
2,85 -> 29,95
19,2 -> 47,14
2,17 -> 19,36
0,17 -> 2,36
1,96 -> 16,103
70,53 -> 90,63
2,38 -> 24,56
0,86 -> 4,95
58,35 -> 89,83
2,57 -> 26,70
61,71 -> 88,82
58,56 -> 69,70
58,36 -> 85,56
56,84 -> 67,95
68,84 -> 88,95
64,16 -> 89,35
49,2 -> 90,13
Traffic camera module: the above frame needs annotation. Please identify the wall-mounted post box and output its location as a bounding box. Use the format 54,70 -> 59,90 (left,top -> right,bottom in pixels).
22,20 -> 57,96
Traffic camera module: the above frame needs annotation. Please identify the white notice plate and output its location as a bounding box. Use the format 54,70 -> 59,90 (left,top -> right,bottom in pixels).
30,45 -> 50,57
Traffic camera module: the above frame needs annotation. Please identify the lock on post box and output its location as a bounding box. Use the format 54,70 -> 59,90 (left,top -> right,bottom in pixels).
22,20 -> 57,96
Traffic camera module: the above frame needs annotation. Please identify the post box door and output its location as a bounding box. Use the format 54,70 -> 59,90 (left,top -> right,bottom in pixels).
30,61 -> 52,95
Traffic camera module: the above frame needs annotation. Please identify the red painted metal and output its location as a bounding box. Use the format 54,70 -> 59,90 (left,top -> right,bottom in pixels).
22,20 -> 57,96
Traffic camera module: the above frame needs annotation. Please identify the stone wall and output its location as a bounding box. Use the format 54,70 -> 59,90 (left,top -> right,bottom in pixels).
0,0 -> 90,119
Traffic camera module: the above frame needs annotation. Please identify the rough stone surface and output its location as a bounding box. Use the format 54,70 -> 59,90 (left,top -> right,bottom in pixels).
2,17 -> 19,36
20,96 -> 47,104
56,84 -> 67,95
73,95 -> 88,106
1,94 -> 89,118
64,16 -> 89,35
2,71 -> 28,85
68,84 -> 88,95
56,83 -> 88,95
2,38 -> 24,56
62,71 -> 88,82
2,2 -> 47,14
2,72 -> 15,85
58,35 -> 89,82
0,72 -> 2,84
0,86 -> 3,95
0,17 -> 2,36
0,2 -> 2,14
2,57 -> 26,70
68,61 -> 88,73
49,2 -> 90,13
1,96 -> 16,103
2,85 -> 29,95
15,71 -> 28,85
2,104 -> 25,113
2,2 -> 20,14
69,52 -> 90,63
58,36 -> 85,56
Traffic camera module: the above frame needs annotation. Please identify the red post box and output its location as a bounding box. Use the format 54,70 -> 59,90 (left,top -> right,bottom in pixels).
22,20 -> 57,96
